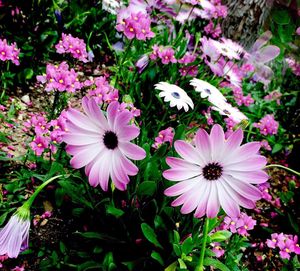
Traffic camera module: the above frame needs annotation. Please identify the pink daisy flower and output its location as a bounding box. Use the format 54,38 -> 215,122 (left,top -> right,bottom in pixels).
63,97 -> 146,191
163,124 -> 269,218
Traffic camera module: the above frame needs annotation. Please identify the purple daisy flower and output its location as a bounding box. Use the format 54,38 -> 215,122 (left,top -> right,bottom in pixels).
0,210 -> 30,258
163,124 -> 269,218
63,97 -> 146,191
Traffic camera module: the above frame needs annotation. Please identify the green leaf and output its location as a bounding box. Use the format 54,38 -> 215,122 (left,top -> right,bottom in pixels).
210,230 -> 232,242
272,143 -> 283,154
23,68 -> 34,80
0,212 -> 8,226
164,261 -> 177,271
76,232 -> 123,243
78,261 -> 103,271
137,181 -> 157,197
151,251 -> 164,265
141,223 -> 163,249
106,205 -> 124,218
178,258 -> 187,269
173,244 -> 181,257
272,10 -> 290,25
181,236 -> 194,255
173,230 -> 180,244
203,257 -> 231,271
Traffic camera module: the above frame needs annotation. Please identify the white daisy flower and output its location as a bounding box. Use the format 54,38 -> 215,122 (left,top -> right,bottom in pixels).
155,82 -> 194,112
212,100 -> 248,123
190,78 -> 227,104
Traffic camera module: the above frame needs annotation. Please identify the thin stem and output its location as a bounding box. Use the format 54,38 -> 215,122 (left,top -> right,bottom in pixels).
265,164 -> 300,177
23,175 -> 63,209
195,217 -> 209,271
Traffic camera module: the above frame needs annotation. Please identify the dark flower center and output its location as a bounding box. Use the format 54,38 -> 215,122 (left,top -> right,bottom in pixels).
103,131 -> 118,150
171,92 -> 180,99
202,162 -> 223,181
204,88 -> 211,95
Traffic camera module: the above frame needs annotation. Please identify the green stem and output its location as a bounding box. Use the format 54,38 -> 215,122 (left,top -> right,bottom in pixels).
265,164 -> 300,177
195,218 -> 209,271
23,175 -> 62,209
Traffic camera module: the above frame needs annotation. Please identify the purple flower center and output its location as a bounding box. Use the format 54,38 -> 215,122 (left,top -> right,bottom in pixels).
202,162 -> 223,181
171,92 -> 180,99
204,88 -> 211,95
103,131 -> 118,149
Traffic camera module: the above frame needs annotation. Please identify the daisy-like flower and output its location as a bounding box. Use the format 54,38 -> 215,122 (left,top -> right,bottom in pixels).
155,82 -> 194,112
63,97 -> 146,191
163,124 -> 268,218
211,100 -> 248,123
0,206 -> 30,258
213,38 -> 245,60
190,78 -> 226,103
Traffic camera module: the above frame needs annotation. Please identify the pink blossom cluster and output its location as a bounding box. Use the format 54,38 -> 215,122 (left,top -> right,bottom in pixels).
116,11 -> 154,40
266,233 -> 300,260
260,139 -> 272,151
286,57 -> 300,76
55,33 -> 88,62
204,21 -> 222,38
152,127 -> 174,149
37,62 -> 82,93
150,45 -> 177,65
221,82 -> 254,106
23,112 -> 67,156
257,183 -> 281,208
253,114 -> 279,136
33,211 -> 52,226
202,107 -> 214,126
220,212 -> 256,236
86,76 -> 119,104
296,27 -> 300,36
211,242 -> 225,258
178,51 -> 198,76
224,117 -> 238,138
264,90 -> 282,105
0,39 -> 20,65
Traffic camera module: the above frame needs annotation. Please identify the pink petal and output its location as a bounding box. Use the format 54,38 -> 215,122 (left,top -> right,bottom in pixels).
229,142 -> 260,163
82,97 -> 108,130
66,108 -> 100,133
65,120 -> 100,136
226,156 -> 267,171
63,133 -> 100,146
195,128 -> 211,162
218,181 -> 240,218
223,128 -> 243,155
120,154 -> 139,176
194,182 -> 211,218
114,111 -> 132,130
210,124 -> 225,161
174,140 -> 204,165
180,184 -> 205,214
228,170 -> 269,184
163,168 -> 200,181
118,125 -> 140,141
206,183 -> 220,218
220,178 -> 256,209
164,177 -> 199,196
111,152 -> 130,191
119,142 -> 146,160
70,145 -> 102,168
166,157 -> 200,170
107,101 -> 119,128
255,45 -> 280,63
223,175 -> 262,200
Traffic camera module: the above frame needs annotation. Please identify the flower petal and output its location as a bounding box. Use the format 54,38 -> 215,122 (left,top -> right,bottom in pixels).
119,142 -> 146,160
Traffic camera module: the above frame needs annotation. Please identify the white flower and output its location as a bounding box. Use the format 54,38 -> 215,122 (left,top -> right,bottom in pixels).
190,79 -> 226,104
102,0 -> 122,14
213,38 -> 244,60
155,82 -> 194,112
212,100 -> 248,123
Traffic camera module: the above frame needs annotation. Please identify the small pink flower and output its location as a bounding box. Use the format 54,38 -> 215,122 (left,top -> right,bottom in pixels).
152,127 -> 174,149
212,242 -> 225,257
30,136 -> 49,156
253,115 -> 279,136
